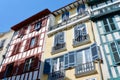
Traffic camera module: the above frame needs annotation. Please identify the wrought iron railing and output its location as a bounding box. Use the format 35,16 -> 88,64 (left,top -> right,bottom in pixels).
73,34 -> 90,46
48,70 -> 65,80
48,11 -> 89,31
52,43 -> 66,53
92,3 -> 120,16
75,61 -> 96,77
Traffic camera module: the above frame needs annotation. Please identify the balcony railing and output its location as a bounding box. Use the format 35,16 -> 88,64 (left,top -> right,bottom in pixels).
48,11 -> 89,32
73,34 -> 90,47
48,70 -> 65,80
87,0 -> 108,5
91,2 -> 120,20
75,62 -> 96,77
52,43 -> 66,54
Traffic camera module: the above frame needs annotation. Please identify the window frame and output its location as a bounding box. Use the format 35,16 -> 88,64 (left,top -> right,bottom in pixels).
62,11 -> 69,21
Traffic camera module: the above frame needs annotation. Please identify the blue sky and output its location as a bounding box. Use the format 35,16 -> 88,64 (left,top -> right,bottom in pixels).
0,0 -> 75,33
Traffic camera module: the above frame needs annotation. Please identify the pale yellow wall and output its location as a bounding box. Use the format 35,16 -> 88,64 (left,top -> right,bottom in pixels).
41,20 -> 101,80
55,8 -> 77,25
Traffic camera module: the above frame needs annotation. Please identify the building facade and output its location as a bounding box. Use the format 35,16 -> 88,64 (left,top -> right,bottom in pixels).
88,0 -> 120,80
42,1 -> 102,80
0,9 -> 50,80
0,30 -> 14,65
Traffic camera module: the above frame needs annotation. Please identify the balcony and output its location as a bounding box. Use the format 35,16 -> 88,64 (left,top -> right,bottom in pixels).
48,70 -> 65,80
87,0 -> 108,5
91,2 -> 120,20
52,43 -> 66,54
48,11 -> 89,34
75,62 -> 96,77
73,34 -> 90,47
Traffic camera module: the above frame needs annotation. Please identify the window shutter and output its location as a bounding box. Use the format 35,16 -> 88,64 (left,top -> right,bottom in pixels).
31,54 -> 40,70
24,39 -> 30,51
0,64 -> 6,79
12,61 -> 18,76
30,24 -> 35,33
91,43 -> 99,61
43,59 -> 51,74
76,50 -> 83,65
12,42 -> 21,56
35,35 -> 40,47
64,54 -> 69,69
17,59 -> 25,75
42,18 -> 47,27
54,34 -> 58,46
69,52 -> 75,67
74,26 -> 79,40
58,32 -> 64,44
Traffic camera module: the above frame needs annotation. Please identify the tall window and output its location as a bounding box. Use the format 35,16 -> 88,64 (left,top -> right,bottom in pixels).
110,40 -> 120,64
4,63 -> 14,77
74,24 -> 87,42
53,32 -> 65,51
52,56 -> 64,72
103,17 -> 116,32
62,11 -> 69,21
24,57 -> 34,72
0,39 -> 5,49
30,37 -> 36,48
77,4 -> 86,15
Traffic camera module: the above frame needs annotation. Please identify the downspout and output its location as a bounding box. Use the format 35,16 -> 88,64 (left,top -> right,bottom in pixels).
90,20 -> 104,80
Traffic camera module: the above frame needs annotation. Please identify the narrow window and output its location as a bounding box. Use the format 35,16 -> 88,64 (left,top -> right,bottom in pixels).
62,11 -> 69,21
77,4 -> 85,14
24,57 -> 34,72
5,63 -> 14,77
30,37 -> 36,48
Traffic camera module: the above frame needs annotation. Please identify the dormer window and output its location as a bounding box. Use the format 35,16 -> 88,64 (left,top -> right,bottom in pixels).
77,4 -> 85,15
62,11 -> 69,21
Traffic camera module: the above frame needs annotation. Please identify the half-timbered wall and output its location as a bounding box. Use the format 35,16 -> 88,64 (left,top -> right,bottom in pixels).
0,17 -> 49,80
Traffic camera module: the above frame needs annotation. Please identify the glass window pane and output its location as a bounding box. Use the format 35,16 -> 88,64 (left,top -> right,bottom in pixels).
30,38 -> 35,48
117,40 -> 120,49
104,25 -> 110,32
110,23 -> 116,30
76,51 -> 83,65
110,42 -> 117,52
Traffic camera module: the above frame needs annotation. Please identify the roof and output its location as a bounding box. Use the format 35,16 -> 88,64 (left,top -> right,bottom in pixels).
11,9 -> 51,31
52,0 -> 87,16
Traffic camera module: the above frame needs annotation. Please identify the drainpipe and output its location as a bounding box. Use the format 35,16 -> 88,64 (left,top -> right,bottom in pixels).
90,20 -> 103,80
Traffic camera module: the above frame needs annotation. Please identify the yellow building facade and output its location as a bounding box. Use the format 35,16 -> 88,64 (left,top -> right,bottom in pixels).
42,1 -> 103,80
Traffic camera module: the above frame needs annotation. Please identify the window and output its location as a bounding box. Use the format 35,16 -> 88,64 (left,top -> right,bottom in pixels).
24,57 -> 34,72
11,42 -> 21,56
0,39 -> 5,49
74,24 -> 87,42
52,56 -> 64,72
4,63 -> 14,77
76,48 -> 92,66
52,32 -> 65,51
34,21 -> 41,31
102,17 -> 116,32
25,35 -> 39,51
110,40 -> 120,64
77,4 -> 86,14
62,11 -> 69,21
30,37 -> 36,48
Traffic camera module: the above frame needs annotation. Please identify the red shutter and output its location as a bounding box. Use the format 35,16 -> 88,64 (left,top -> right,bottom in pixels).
17,59 -> 25,75
35,35 -> 40,47
30,24 -> 35,33
12,61 -> 18,76
11,42 -> 21,56
31,54 -> 41,70
42,18 -> 47,27
24,39 -> 30,51
0,64 -> 7,79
